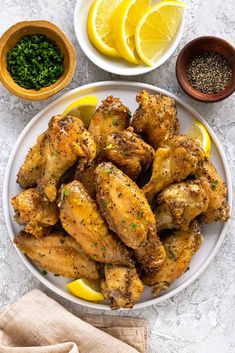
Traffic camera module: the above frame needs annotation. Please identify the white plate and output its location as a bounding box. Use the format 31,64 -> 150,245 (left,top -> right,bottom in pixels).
3,81 -> 232,310
74,0 -> 185,76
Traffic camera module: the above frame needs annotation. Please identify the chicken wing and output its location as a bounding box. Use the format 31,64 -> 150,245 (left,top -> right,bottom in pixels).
95,162 -> 166,270
59,180 -> 132,266
75,162 -> 97,199
154,180 -> 209,231
196,160 -> 230,223
101,264 -> 144,309
11,188 -> 59,238
142,135 -> 205,202
104,127 -> 154,180
15,231 -> 99,279
88,96 -> 130,158
131,90 -> 179,149
142,220 -> 203,296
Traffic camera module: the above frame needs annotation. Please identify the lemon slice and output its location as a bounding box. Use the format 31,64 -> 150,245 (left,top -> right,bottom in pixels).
62,96 -> 98,128
87,0 -> 122,57
67,278 -> 104,301
135,0 -> 186,66
187,120 -> 211,158
112,0 -> 151,64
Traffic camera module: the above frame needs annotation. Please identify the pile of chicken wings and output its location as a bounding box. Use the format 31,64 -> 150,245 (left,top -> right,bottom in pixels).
12,90 -> 230,309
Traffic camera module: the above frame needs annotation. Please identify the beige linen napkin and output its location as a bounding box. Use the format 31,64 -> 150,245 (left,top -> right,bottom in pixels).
0,289 -> 147,353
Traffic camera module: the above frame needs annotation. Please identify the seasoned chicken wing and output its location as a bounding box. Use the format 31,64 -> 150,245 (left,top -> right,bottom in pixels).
11,188 -> 59,238
59,180 -> 132,266
104,127 -> 154,180
131,90 -> 179,149
196,160 -> 230,223
143,135 -> 205,202
155,180 -> 209,231
101,264 -> 144,309
15,231 -> 99,279
18,115 -> 96,202
88,96 -> 130,158
95,162 -> 166,270
143,220 -> 203,295
75,162 -> 97,199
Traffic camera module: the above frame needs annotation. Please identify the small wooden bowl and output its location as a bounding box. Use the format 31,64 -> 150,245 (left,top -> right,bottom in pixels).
176,36 -> 235,103
0,20 -> 76,100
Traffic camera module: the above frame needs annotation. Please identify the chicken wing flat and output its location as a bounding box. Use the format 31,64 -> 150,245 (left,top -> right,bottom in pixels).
104,127 -> 154,180
59,180 -> 132,266
101,264 -> 144,309
12,188 -> 59,238
15,231 -> 99,279
131,90 -> 179,149
142,220 -> 203,296
142,135 -> 205,202
95,162 -> 166,270
155,180 -> 209,231
197,160 -> 230,223
88,96 -> 130,158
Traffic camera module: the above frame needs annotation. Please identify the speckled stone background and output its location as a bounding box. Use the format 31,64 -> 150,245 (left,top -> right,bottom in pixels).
0,0 -> 234,352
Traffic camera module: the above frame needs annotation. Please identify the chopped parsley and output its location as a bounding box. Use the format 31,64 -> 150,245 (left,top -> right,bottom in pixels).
131,223 -> 138,230
167,247 -> 177,261
137,211 -> 143,220
63,188 -> 69,197
112,119 -> 119,126
105,166 -> 113,174
211,179 -> 219,190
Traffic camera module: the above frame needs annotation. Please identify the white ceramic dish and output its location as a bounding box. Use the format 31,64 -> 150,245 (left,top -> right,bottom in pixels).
74,0 -> 185,76
3,81 -> 232,310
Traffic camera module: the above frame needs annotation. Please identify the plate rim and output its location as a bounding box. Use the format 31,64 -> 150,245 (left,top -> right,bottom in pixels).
3,80 -> 233,310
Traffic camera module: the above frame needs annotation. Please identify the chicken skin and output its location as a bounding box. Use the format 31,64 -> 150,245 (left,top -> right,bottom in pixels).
15,231 -> 99,279
11,188 -> 59,238
95,162 -> 166,270
104,127 -> 154,180
88,96 -> 130,158
101,265 -> 144,309
75,162 -> 97,199
155,180 -> 209,231
143,220 -> 203,296
142,135 -> 205,202
131,90 -> 179,149
59,180 -> 132,266
18,115 -> 96,202
196,160 -> 230,223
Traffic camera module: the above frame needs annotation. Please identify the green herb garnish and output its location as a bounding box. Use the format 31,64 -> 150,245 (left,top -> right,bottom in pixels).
211,179 -> 219,190
63,188 -> 69,197
137,211 -> 143,220
131,223 -> 138,230
112,119 -> 119,126
167,247 -> 177,261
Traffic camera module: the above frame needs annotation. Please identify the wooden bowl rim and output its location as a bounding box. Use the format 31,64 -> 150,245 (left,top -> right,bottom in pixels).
175,36 -> 235,103
0,20 -> 76,100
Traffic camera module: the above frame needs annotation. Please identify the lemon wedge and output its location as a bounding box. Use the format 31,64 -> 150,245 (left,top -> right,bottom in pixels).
62,96 -> 98,128
67,278 -> 104,301
135,0 -> 186,66
187,120 -> 211,158
112,0 -> 151,64
87,0 -> 122,57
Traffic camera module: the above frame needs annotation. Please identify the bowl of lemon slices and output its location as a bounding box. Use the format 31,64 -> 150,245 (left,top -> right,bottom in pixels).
74,0 -> 186,75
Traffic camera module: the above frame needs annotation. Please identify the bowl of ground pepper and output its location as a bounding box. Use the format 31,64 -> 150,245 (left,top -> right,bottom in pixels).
176,36 -> 235,102
0,21 -> 76,100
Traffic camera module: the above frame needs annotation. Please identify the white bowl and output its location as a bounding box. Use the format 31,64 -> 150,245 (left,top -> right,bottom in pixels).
74,0 -> 185,76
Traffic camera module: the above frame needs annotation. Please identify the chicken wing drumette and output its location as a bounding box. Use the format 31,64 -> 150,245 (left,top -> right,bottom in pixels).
131,90 -> 179,149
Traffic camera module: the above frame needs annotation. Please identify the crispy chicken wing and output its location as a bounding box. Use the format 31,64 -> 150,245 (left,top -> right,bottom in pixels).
88,96 -> 130,158
196,160 -> 230,223
74,162 -> 97,199
104,127 -> 154,180
101,265 -> 144,309
15,231 -> 99,279
11,188 -> 59,238
131,90 -> 179,149
154,180 -> 209,231
142,220 -> 203,295
59,180 -> 132,266
95,162 -> 166,270
142,135 -> 205,202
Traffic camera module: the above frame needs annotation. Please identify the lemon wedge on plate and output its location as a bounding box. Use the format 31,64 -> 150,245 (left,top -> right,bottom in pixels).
87,0 -> 122,57
112,0 -> 151,64
67,278 -> 104,301
62,96 -> 98,128
187,120 -> 211,158
135,0 -> 186,66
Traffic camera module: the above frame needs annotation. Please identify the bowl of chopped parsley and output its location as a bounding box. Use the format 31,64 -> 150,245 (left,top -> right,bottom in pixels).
0,20 -> 76,100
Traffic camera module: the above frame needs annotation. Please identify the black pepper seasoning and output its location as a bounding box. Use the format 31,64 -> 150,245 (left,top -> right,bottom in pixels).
187,51 -> 232,94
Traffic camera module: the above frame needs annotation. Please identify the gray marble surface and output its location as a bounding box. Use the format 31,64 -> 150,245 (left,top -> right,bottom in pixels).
0,0 -> 234,352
